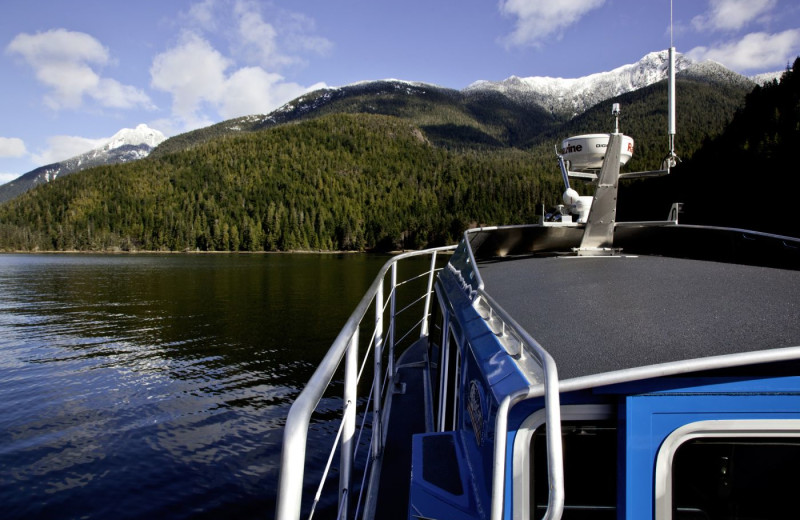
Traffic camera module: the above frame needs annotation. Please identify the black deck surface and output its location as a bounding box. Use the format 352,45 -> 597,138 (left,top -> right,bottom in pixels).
478,255 -> 800,381
373,339 -> 428,520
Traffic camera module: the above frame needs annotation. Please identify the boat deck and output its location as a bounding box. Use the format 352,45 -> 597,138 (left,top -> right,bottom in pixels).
478,254 -> 800,382
373,338 -> 429,520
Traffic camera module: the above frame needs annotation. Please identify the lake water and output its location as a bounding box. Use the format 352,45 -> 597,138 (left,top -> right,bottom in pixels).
0,253 -> 394,519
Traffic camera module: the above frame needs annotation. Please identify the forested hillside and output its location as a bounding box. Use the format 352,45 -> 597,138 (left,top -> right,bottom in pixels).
619,57 -> 800,237
151,81 -> 561,158
0,115 -> 559,252
0,66 -> 779,252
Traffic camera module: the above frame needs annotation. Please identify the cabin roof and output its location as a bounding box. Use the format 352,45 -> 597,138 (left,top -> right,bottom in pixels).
477,255 -> 800,382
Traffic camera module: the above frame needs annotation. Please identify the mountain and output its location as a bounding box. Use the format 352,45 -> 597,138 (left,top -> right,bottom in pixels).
465,50 -> 693,117
0,124 -> 165,204
619,57 -> 800,237
151,80 -> 559,156
465,51 -> 761,118
152,50 -> 754,159
0,114 -> 553,251
0,50 -> 778,252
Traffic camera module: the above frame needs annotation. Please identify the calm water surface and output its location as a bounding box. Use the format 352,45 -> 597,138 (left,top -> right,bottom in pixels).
0,253 -> 389,519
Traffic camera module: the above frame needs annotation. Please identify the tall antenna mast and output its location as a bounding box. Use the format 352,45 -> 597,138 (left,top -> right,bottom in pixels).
670,0 -> 674,47
666,0 -> 678,169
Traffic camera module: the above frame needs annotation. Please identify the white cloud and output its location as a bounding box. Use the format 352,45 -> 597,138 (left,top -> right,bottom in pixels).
150,33 -> 322,129
234,1 -> 292,69
92,78 -> 155,110
151,1 -> 331,131
181,0 -> 332,69
692,0 -> 777,32
5,29 -> 153,111
0,137 -> 27,158
688,29 -> 800,71
150,32 -> 230,128
31,135 -> 108,166
221,67 -> 306,120
230,1 -> 332,68
0,172 -> 20,186
151,32 -> 326,129
499,0 -> 606,48
276,11 -> 333,58
187,0 -> 218,32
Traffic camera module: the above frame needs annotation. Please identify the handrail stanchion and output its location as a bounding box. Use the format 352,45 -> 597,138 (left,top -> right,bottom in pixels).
481,289 -> 564,520
276,246 -> 455,520
420,251 -> 437,337
340,327 -> 358,519
372,279 -> 384,460
388,263 -> 397,378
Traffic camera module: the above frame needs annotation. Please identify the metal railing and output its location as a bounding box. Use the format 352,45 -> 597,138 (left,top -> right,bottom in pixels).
479,288 -> 563,520
461,228 -> 565,520
275,246 -> 455,520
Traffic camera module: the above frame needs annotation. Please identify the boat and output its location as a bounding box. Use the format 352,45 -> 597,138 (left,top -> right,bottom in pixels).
275,46 -> 800,520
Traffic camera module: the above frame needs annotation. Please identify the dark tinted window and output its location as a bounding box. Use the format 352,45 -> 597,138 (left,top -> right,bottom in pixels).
440,329 -> 459,431
673,437 -> 800,519
531,421 -> 617,519
428,294 -> 444,423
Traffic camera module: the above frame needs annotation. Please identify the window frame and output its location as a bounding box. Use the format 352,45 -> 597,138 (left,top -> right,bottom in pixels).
427,287 -> 446,433
438,325 -> 461,432
654,419 -> 800,520
512,404 -> 615,520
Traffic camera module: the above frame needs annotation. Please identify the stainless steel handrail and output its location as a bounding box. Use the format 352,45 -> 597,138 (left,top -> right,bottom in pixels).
480,289 -> 564,520
460,228 -> 564,520
275,246 -> 456,520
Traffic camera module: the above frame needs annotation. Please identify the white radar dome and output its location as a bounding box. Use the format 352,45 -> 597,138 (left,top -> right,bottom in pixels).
561,133 -> 634,170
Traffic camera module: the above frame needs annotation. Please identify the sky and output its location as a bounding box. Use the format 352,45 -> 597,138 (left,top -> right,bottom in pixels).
1,0 -> 799,183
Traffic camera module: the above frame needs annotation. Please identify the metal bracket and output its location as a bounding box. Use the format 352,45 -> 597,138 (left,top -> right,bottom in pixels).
577,133 -> 623,254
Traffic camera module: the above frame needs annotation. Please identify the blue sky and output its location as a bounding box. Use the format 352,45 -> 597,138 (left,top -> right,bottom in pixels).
1,0 -> 799,183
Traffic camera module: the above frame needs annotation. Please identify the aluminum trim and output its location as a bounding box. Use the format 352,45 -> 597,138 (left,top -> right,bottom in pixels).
557,346 -> 800,395
275,245 -> 456,520
654,419 -> 800,520
512,405 -> 614,520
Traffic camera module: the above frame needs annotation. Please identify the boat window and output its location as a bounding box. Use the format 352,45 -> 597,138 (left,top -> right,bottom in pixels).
654,420 -> 800,520
530,420 -> 617,520
429,291 -> 445,424
438,328 -> 460,432
670,437 -> 800,519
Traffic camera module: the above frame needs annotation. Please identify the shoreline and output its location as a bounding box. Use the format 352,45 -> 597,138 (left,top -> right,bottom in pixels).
0,248 -> 417,255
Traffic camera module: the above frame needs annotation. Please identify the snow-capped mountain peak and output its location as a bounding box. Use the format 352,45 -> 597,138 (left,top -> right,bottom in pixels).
0,124 -> 167,204
104,124 -> 166,151
465,50 -> 696,117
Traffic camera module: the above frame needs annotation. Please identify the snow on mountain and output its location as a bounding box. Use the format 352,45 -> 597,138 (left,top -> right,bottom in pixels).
105,124 -> 166,151
158,50 -> 761,158
3,51 -> 761,205
465,50 -> 698,117
750,70 -> 784,85
73,124 -> 166,164
0,124 -> 166,204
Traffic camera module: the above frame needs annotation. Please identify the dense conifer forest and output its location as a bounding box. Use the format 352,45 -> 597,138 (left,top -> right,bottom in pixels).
619,57 -> 800,237
0,60 -> 796,252
0,115 -> 558,251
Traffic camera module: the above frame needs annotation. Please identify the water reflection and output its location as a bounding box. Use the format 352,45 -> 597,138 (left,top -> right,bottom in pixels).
0,253 -> 389,519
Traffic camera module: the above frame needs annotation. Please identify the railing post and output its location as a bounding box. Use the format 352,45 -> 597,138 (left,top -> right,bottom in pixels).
276,246 -> 456,520
340,327 -> 359,519
372,279 -> 384,460
388,263 -> 397,378
420,251 -> 437,337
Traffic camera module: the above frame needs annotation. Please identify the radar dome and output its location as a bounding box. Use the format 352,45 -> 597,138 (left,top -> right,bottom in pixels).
561,133 -> 634,170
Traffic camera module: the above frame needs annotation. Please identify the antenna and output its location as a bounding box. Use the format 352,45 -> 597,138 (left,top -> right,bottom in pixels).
668,48 -> 676,153
670,0 -> 674,48
665,0 -> 678,170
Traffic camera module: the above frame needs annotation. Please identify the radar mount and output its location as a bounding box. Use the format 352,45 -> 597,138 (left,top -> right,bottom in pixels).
554,47 -> 681,256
